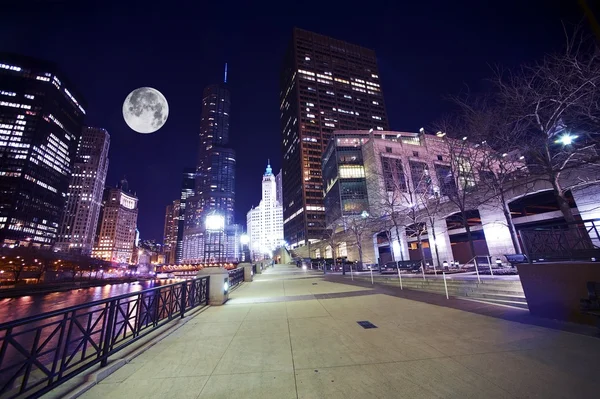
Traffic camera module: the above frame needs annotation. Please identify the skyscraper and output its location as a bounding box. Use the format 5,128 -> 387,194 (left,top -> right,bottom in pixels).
196,78 -> 235,225
280,28 -> 389,248
247,162 -> 284,259
92,183 -> 138,263
176,168 -> 196,263
55,127 -> 110,255
0,53 -> 86,248
181,68 -> 239,262
163,199 -> 179,264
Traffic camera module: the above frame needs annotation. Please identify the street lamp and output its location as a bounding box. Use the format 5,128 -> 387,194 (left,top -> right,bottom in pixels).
205,214 -> 225,231
555,133 -> 577,146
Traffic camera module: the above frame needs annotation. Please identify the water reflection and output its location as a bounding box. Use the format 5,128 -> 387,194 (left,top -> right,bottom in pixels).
0,279 -> 180,324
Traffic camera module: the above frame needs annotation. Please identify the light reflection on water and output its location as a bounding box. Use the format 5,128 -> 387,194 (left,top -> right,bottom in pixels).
0,279 -> 179,324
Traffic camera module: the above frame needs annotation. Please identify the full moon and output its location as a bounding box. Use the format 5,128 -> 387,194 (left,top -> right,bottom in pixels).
122,87 -> 169,134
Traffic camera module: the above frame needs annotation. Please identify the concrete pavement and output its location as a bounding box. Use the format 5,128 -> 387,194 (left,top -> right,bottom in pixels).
80,263 -> 600,399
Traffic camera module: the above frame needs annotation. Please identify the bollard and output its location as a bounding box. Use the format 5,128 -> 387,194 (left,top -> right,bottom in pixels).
397,267 -> 403,290
474,259 -> 481,283
488,262 -> 494,278
370,267 -> 374,285
443,272 -> 449,299
350,264 -> 354,281
421,263 -> 425,281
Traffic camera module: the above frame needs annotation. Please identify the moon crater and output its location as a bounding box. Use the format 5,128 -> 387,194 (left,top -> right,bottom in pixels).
123,87 -> 169,134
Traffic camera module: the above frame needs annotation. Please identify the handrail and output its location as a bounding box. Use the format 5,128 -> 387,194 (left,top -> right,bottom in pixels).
0,277 -> 195,330
0,276 -> 210,398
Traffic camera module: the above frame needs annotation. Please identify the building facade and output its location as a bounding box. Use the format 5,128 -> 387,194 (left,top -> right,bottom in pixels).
55,127 -> 110,255
0,53 -> 86,248
247,162 -> 284,259
181,73 -> 238,263
280,28 -> 389,249
163,199 -> 179,264
92,185 -> 138,264
175,168 -> 196,263
275,169 -> 283,205
196,82 -> 236,225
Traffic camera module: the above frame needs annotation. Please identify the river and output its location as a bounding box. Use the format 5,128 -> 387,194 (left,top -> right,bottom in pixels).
0,279 -> 180,324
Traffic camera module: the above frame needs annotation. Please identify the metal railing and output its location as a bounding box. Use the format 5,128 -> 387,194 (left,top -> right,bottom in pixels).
0,277 -> 209,399
518,218 -> 600,262
228,267 -> 244,289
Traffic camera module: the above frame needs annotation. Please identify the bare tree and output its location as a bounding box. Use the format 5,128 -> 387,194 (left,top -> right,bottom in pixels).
493,27 -> 600,223
450,95 -> 528,254
341,211 -> 374,270
430,122 -> 492,262
319,217 -> 343,271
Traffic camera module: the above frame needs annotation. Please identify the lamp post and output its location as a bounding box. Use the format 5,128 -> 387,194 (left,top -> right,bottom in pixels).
240,233 -> 250,262
205,213 -> 225,263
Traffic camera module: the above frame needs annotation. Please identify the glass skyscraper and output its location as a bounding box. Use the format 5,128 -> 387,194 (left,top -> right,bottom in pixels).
55,127 -> 110,255
196,82 -> 235,225
180,73 -> 239,263
0,53 -> 86,248
280,28 -> 389,249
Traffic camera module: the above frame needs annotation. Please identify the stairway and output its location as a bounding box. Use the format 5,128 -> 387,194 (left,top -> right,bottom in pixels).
353,275 -> 528,309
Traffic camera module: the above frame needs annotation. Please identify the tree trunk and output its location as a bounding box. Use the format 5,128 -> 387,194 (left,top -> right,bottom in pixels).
429,221 -> 442,268
394,224 -> 405,262
417,234 -> 426,266
462,210 -> 477,262
500,191 -> 521,254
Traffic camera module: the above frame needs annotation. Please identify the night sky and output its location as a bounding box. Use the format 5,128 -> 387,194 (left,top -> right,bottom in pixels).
1,0 -> 586,241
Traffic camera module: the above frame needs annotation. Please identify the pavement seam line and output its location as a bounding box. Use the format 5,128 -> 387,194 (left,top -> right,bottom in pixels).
194,308 -> 247,398
284,277 -> 300,399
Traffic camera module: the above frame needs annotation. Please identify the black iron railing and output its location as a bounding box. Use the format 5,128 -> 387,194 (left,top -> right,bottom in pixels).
518,219 -> 600,262
0,277 -> 209,399
228,267 -> 244,289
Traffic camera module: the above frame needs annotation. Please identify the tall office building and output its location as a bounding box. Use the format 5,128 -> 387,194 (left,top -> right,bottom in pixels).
181,68 -> 238,263
247,162 -> 284,259
92,184 -> 138,263
0,53 -> 86,248
196,78 -> 236,225
280,28 -> 389,248
163,199 -> 179,264
55,127 -> 110,255
275,169 -> 283,205
176,168 -> 196,263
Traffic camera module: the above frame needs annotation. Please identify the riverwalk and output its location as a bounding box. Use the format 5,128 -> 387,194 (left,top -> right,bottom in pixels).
79,264 -> 600,399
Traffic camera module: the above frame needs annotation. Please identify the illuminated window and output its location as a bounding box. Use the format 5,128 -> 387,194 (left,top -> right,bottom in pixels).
339,165 -> 365,179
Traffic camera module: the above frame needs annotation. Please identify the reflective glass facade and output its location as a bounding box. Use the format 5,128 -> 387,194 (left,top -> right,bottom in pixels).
280,28 -> 389,247
322,138 -> 369,226
0,54 -> 86,248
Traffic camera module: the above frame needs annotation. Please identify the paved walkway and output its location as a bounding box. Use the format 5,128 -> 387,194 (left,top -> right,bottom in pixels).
81,264 -> 600,399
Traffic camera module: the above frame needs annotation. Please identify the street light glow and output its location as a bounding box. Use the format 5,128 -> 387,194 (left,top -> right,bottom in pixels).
205,214 -> 225,231
555,134 -> 577,146
240,234 -> 250,245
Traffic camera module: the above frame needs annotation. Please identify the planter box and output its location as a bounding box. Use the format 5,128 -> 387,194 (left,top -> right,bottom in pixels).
517,262 -> 600,325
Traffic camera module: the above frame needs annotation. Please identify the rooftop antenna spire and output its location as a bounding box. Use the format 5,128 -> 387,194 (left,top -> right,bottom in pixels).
224,63 -> 228,83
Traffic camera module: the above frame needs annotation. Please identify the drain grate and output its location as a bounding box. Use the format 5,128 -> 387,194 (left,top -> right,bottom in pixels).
357,321 -> 378,329
312,283 -> 318,285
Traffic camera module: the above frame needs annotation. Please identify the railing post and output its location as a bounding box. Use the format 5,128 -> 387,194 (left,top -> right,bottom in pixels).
101,300 -> 117,367
443,272 -> 449,299
180,281 -> 187,319
487,256 -> 494,277
205,276 -> 210,305
474,258 -> 481,283
397,267 -> 403,290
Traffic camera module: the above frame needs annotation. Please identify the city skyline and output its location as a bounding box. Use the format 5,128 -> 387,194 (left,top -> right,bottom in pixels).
0,1 -> 587,241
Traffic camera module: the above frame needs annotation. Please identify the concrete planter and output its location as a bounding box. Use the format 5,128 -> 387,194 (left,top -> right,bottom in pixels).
517,262 -> 600,325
